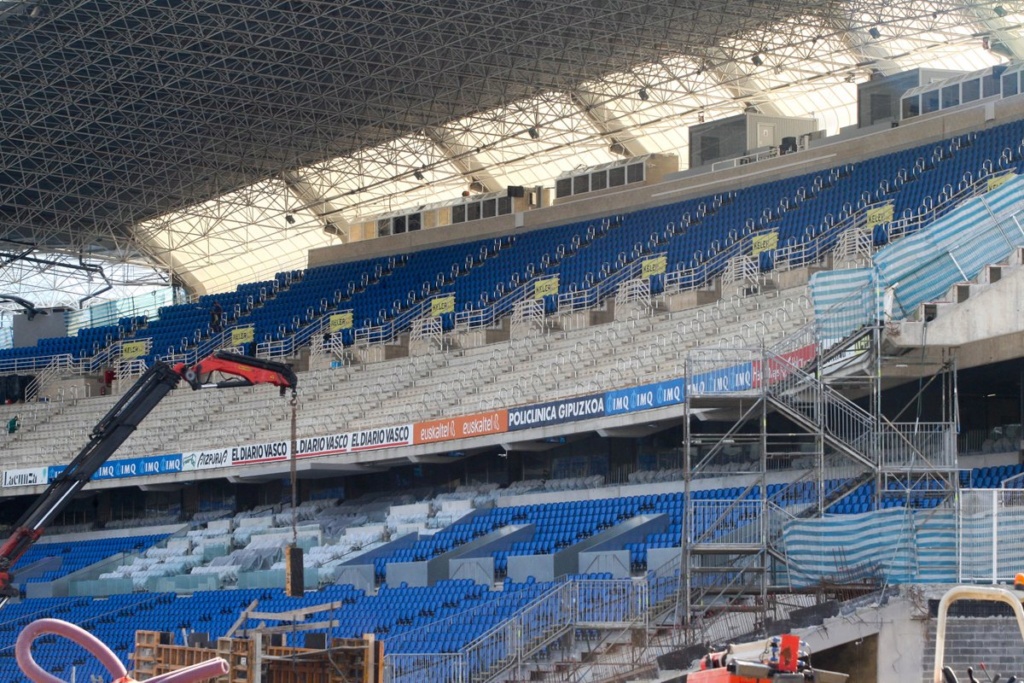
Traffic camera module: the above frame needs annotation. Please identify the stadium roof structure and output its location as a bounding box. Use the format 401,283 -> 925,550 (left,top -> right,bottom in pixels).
0,0 -> 1021,308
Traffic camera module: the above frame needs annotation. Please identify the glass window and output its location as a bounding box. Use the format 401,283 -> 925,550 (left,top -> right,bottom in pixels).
377,219 -> 391,236
392,215 -> 406,234
626,163 -> 644,183
922,89 -> 940,114
451,204 -> 466,223
982,73 -> 1000,98
1003,73 -> 1019,97
497,196 -> 512,215
555,177 -> 572,198
901,95 -> 920,119
962,79 -> 980,103
407,213 -> 421,231
941,84 -> 959,109
573,174 -> 590,194
467,201 -> 481,221
590,171 -> 607,191
482,199 -> 496,218
609,166 -> 626,186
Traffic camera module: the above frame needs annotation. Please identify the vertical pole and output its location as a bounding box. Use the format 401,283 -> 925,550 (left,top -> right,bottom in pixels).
992,487 -> 999,584
760,361 -> 769,631
681,354 -> 692,641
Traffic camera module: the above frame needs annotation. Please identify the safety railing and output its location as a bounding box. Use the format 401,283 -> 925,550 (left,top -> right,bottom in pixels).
385,568 -> 675,683
958,488 -> 1024,583
690,500 -> 765,547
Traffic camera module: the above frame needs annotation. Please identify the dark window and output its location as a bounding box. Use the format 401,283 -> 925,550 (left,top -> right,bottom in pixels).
941,84 -> 959,109
869,93 -> 891,124
962,79 -> 980,103
626,163 -> 644,183
590,171 -> 607,191
451,204 -> 466,223
983,73 -> 1000,98
700,136 -> 720,163
1003,73 -> 1019,97
609,166 -> 626,186
555,177 -> 572,198
497,196 -> 512,215
393,215 -> 406,234
922,89 -> 940,114
467,201 -> 481,221
407,213 -> 421,231
901,95 -> 920,119
377,219 -> 392,236
573,174 -> 590,194
482,199 -> 496,218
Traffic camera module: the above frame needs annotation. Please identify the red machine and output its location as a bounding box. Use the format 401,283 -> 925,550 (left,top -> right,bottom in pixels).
0,350 -> 297,602
688,635 -> 848,683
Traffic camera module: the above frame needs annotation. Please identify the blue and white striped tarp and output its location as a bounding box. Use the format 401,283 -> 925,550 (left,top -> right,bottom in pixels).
874,175 -> 1024,317
782,508 -> 956,587
808,268 -> 880,340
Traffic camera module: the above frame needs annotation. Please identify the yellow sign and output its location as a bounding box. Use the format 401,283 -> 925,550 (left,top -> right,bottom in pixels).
865,204 -> 894,229
431,295 -> 455,317
641,256 -> 667,278
121,341 -> 147,359
534,277 -> 560,299
988,173 -> 1015,192
329,311 -> 354,332
751,231 -> 779,257
231,327 -> 254,346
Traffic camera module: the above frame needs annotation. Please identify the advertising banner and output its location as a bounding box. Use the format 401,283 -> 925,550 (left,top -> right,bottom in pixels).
865,204 -> 894,229
431,295 -> 455,317
121,341 -> 147,359
329,311 -> 354,332
348,424 -> 413,451
605,379 -> 685,416
295,432 -> 351,459
751,231 -> 779,256
688,363 -> 754,396
534,277 -> 560,299
988,173 -> 1015,192
641,256 -> 667,278
229,440 -> 290,466
508,394 -> 606,431
3,467 -> 47,488
182,448 -> 232,471
231,326 -> 254,345
414,410 -> 508,445
751,344 -> 817,388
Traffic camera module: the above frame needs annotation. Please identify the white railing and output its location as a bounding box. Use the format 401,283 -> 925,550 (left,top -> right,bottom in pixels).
690,500 -> 765,547
958,488 -> 1024,583
615,277 -> 652,312
411,316 -> 444,349
385,572 -> 671,683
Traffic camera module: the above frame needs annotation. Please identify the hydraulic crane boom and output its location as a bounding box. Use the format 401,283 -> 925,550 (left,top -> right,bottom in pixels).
0,351 -> 297,599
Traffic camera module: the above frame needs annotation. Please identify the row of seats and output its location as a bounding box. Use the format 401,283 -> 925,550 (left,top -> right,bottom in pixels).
8,117 -> 1024,369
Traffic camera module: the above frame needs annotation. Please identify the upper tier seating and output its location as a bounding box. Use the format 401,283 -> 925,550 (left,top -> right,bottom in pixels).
9,119 -> 1022,372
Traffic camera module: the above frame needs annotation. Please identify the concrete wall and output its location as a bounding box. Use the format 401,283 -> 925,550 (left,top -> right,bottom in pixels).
921,617 -> 1024,683
13,309 -> 68,348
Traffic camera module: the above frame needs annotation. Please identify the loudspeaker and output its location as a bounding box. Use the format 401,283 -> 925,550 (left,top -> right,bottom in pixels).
285,544 -> 304,597
507,185 -> 525,198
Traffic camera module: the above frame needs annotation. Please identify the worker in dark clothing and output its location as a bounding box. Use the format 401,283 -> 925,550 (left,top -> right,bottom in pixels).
210,301 -> 224,334
7,415 -> 18,434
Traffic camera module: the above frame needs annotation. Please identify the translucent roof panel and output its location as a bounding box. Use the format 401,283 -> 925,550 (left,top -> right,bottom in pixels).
0,0 -> 1018,307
